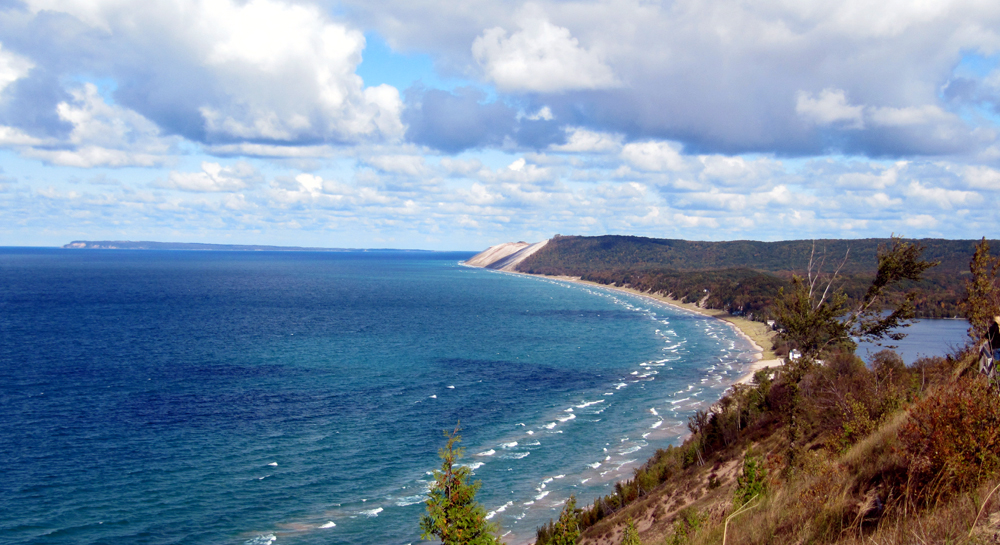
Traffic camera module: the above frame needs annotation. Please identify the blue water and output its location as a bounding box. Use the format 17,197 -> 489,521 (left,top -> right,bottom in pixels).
0,249 -> 763,544
856,319 -> 970,364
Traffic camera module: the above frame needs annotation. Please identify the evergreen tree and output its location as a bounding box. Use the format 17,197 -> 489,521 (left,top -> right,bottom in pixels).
775,236 -> 937,363
420,424 -> 502,545
620,518 -> 640,545
963,237 -> 1000,344
550,495 -> 580,545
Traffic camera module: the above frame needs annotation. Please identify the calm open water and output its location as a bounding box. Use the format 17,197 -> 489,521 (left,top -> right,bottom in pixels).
1,249 -> 962,545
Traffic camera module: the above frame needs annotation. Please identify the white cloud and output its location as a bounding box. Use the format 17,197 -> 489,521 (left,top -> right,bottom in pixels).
796,89 -> 864,129
622,141 -> 686,172
903,181 -> 976,209
160,162 -> 259,193
472,8 -> 618,93
866,104 -> 952,127
550,128 -> 622,153
835,162 -> 906,189
964,165 -> 1000,189
21,83 -> 176,167
364,155 -> 430,176
0,43 -> 33,95
23,0 -> 403,145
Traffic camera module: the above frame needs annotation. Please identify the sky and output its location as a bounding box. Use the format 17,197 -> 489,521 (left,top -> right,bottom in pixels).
1,0 -> 1000,250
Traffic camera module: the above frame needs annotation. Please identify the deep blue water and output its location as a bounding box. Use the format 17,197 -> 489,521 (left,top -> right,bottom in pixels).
8,249 -> 963,545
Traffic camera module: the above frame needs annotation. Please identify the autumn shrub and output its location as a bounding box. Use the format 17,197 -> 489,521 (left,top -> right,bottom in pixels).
899,375 -> 1000,505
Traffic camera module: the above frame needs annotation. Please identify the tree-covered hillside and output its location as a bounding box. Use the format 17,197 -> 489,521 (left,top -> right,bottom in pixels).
516,235 -> 995,319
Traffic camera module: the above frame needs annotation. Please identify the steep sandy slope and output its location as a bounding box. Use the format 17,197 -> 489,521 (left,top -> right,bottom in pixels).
464,240 -> 549,271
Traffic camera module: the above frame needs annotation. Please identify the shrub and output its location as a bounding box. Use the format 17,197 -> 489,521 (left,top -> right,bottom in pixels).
734,448 -> 767,508
899,376 -> 1000,505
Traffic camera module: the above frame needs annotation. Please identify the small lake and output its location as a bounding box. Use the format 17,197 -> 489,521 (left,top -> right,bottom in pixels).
855,319 -> 970,364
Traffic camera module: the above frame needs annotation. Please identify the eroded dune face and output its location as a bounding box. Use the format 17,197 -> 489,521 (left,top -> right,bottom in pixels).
464,239 -> 549,271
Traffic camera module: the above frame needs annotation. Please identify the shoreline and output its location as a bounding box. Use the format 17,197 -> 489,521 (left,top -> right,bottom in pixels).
477,266 -> 783,386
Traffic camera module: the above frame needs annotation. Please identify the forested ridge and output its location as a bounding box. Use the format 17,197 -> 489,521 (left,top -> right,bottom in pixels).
516,235 -> 995,319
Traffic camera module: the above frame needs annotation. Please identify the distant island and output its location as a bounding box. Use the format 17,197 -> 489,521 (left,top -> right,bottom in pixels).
62,240 -> 431,252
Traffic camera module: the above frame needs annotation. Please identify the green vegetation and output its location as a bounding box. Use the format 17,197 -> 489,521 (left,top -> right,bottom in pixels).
517,235 -> 996,319
421,425 -> 503,545
526,235 -> 1000,545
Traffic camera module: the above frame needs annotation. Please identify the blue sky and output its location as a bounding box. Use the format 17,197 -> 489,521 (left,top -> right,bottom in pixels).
1,0 -> 1000,250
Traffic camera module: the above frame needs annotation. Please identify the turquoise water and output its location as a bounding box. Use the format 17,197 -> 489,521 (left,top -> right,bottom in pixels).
1,249 -> 760,544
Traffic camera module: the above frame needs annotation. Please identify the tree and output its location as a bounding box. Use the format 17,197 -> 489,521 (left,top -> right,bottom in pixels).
963,237 -> 1000,344
775,236 -> 938,363
420,424 -> 503,545
549,495 -> 580,545
620,518 -> 640,545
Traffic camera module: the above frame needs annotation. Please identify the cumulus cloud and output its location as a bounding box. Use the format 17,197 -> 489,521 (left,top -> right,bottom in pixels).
0,43 -> 32,95
341,0 -> 1000,157
12,0 -> 403,147
622,141 -> 687,172
796,89 -> 864,129
20,83 -> 178,167
550,128 -> 622,153
472,8 -> 618,93
160,162 -> 260,193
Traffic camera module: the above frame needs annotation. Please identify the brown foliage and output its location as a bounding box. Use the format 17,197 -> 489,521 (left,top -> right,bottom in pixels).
899,375 -> 1000,506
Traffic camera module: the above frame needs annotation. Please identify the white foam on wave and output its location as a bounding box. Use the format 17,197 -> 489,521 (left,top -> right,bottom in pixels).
650,420 -> 663,429
588,462 -> 601,469
360,507 -> 383,517
670,397 -> 690,405
622,445 -> 643,455
267,462 -> 278,467
614,383 -> 628,390
447,385 -> 455,389
526,440 -> 540,446
319,521 -> 336,529
429,395 -> 437,399
396,495 -> 426,507
500,441 -> 518,449
506,452 -> 530,459
526,430 -> 534,435
543,422 -> 557,429
557,413 -> 576,422
649,408 -> 659,416
486,501 -> 514,520
245,534 -> 276,545
476,449 -> 496,457
460,461 -> 485,471
535,490 -> 550,500
630,371 -> 639,375
564,407 -> 574,412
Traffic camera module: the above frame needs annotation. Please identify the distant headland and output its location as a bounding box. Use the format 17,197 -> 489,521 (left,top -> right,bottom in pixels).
62,240 -> 431,252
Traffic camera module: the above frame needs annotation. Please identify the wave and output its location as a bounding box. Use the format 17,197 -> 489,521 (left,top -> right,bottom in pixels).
575,399 -> 605,408
504,452 -> 530,459
650,419 -> 663,429
486,501 -> 514,520
535,490 -> 550,500
543,422 -> 556,429
500,441 -> 518,449
245,535 -> 276,545
557,413 -> 576,422
267,462 -> 278,467
395,495 -> 426,507
476,449 -> 496,456
360,507 -> 383,517
319,521 -> 336,529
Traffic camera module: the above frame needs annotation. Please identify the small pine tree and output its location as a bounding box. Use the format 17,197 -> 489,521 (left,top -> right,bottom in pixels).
420,424 -> 503,545
620,517 -> 640,545
550,495 -> 580,545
